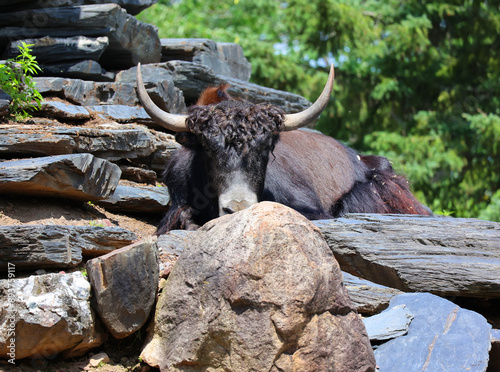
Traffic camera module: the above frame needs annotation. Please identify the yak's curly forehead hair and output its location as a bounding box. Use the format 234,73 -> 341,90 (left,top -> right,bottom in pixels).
186,100 -> 285,153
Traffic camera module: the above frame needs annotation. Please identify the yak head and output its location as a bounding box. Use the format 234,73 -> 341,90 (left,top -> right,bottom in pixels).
136,63 -> 334,216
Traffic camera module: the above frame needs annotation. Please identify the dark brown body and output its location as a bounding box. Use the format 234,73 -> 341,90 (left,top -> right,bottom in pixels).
157,125 -> 431,235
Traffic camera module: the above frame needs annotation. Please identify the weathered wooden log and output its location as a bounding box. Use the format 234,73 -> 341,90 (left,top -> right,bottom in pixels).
0,224 -> 136,270
314,214 -> 500,298
0,153 -> 121,200
0,4 -> 161,69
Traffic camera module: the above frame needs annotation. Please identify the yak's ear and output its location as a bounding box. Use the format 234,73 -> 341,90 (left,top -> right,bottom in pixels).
196,84 -> 231,105
175,132 -> 199,148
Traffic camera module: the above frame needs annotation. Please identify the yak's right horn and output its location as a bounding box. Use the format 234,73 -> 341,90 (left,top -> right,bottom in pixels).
136,63 -> 189,132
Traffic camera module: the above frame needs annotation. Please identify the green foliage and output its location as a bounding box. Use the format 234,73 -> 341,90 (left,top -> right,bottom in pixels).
0,42 -> 43,120
138,0 -> 500,221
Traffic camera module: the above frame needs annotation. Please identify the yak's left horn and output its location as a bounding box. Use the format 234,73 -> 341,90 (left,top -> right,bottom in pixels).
136,63 -> 189,132
282,64 -> 335,131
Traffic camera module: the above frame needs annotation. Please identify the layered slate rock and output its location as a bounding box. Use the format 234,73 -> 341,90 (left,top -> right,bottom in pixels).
165,60 -> 312,112
40,60 -> 115,81
0,153 -> 121,201
0,0 -> 158,15
0,124 -> 161,160
161,38 -> 252,81
342,272 -> 403,315
86,239 -> 159,339
0,4 -> 161,69
372,293 -> 492,371
97,184 -> 170,213
363,304 -> 414,341
7,36 -> 109,64
0,225 -> 137,270
34,78 -> 137,106
118,61 -> 311,113
314,214 -> 500,298
0,272 -> 106,359
141,202 -> 376,372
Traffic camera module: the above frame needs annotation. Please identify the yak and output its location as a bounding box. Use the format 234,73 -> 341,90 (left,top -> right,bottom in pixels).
136,63 -> 431,235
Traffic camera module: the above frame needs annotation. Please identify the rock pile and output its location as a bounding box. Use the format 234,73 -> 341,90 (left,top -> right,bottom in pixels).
0,0 -> 499,371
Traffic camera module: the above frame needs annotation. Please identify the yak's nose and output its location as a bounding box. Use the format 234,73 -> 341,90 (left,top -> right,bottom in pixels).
221,199 -> 254,215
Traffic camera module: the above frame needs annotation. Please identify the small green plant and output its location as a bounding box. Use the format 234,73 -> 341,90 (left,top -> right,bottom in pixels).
0,42 -> 43,120
89,220 -> 106,227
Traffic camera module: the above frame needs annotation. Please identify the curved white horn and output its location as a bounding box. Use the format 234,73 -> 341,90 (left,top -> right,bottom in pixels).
136,63 -> 189,132
283,64 -> 335,131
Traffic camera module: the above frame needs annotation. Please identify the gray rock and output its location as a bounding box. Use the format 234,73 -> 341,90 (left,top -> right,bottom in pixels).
116,64 -> 188,115
141,202 -> 376,371
0,272 -> 106,359
7,36 -> 109,64
0,4 -> 161,69
373,293 -> 492,372
34,77 -> 137,106
0,153 -> 121,201
160,38 -> 251,81
314,214 -> 500,298
0,124 -> 158,161
40,60 -> 115,81
165,60 -> 312,113
342,272 -> 403,316
86,238 -> 159,339
119,165 -> 157,184
35,73 -> 186,115
155,230 -> 400,316
88,105 -> 151,123
40,101 -> 91,120
0,224 -> 137,270
0,0 -> 157,16
97,183 -> 170,213
363,304 -> 414,341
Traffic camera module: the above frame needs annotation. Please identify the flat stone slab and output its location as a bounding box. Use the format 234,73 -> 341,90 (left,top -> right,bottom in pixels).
372,293 -> 492,372
314,214 -> 500,298
0,4 -> 161,69
40,59 -> 115,81
86,238 -> 159,339
0,224 -> 137,270
0,0 -> 157,15
88,105 -> 151,122
7,36 -> 109,64
34,77 -> 137,106
97,184 -> 170,213
0,124 -> 160,161
0,271 -> 106,359
342,272 -> 403,316
165,60 -> 312,113
41,101 -> 91,120
160,38 -> 251,81
363,304 -> 414,341
0,153 -> 121,201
